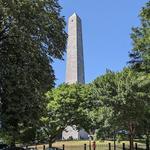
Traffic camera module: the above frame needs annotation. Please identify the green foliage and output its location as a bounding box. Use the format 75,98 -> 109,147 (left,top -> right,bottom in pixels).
39,83 -> 95,145
0,0 -> 67,144
92,68 -> 149,150
93,68 -> 147,129
114,69 -> 146,128
129,2 -> 150,148
0,131 -> 13,144
92,70 -> 118,134
129,1 -> 150,72
19,127 -> 36,144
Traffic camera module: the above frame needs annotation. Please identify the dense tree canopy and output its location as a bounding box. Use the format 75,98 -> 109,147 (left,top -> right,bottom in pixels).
0,0 -> 67,144
92,68 -> 148,150
39,83 -> 96,146
129,2 -> 150,148
92,71 -> 118,139
129,1 -> 150,72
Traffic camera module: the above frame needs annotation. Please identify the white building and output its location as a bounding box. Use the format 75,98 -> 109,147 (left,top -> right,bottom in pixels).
62,126 -> 89,140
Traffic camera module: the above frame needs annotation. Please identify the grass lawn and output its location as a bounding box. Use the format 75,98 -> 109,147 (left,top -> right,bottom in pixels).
53,140 -> 128,146
36,140 -> 146,150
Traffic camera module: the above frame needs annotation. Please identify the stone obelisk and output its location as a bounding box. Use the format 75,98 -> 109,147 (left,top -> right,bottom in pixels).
66,13 -> 85,84
63,13 -> 89,140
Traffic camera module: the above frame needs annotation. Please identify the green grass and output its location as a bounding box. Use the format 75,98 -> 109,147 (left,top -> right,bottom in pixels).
36,140 -> 146,150
52,140 -> 138,146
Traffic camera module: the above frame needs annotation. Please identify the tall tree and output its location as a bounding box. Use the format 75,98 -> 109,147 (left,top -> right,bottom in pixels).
129,2 -> 150,149
93,69 -> 147,150
135,74 -> 150,150
0,0 -> 67,145
92,70 -> 120,149
114,69 -> 146,150
129,1 -> 150,72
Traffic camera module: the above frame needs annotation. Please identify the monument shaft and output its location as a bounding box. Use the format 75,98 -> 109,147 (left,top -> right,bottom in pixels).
66,13 -> 85,84
63,13 -> 88,140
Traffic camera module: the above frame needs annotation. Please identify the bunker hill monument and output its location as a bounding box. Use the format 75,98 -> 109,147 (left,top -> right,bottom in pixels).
66,13 -> 85,84
62,13 -> 88,140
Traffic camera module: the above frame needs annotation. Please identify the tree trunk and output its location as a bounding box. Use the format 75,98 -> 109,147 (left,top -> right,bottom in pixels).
114,132 -> 116,150
49,141 -> 52,148
89,140 -> 91,150
129,134 -> 134,150
146,134 -> 150,150
128,122 -> 135,150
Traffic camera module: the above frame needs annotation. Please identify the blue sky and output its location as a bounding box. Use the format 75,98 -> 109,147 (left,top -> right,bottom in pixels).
53,0 -> 148,86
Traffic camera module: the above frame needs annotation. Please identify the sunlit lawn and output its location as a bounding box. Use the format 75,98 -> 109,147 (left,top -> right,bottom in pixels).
36,140 -> 146,150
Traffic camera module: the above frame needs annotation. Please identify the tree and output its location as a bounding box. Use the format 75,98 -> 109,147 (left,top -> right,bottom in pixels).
137,106 -> 150,150
114,69 -> 147,150
0,0 -> 67,145
129,2 -> 150,149
129,1 -> 150,72
92,70 -> 120,150
135,74 -> 150,150
39,83 -> 95,147
92,107 -> 115,140
93,69 -> 147,150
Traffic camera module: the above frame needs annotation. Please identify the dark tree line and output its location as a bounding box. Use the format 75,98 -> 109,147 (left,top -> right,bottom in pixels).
0,0 -> 67,145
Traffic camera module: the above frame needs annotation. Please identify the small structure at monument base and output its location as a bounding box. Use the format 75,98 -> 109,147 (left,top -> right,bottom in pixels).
62,126 -> 89,140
